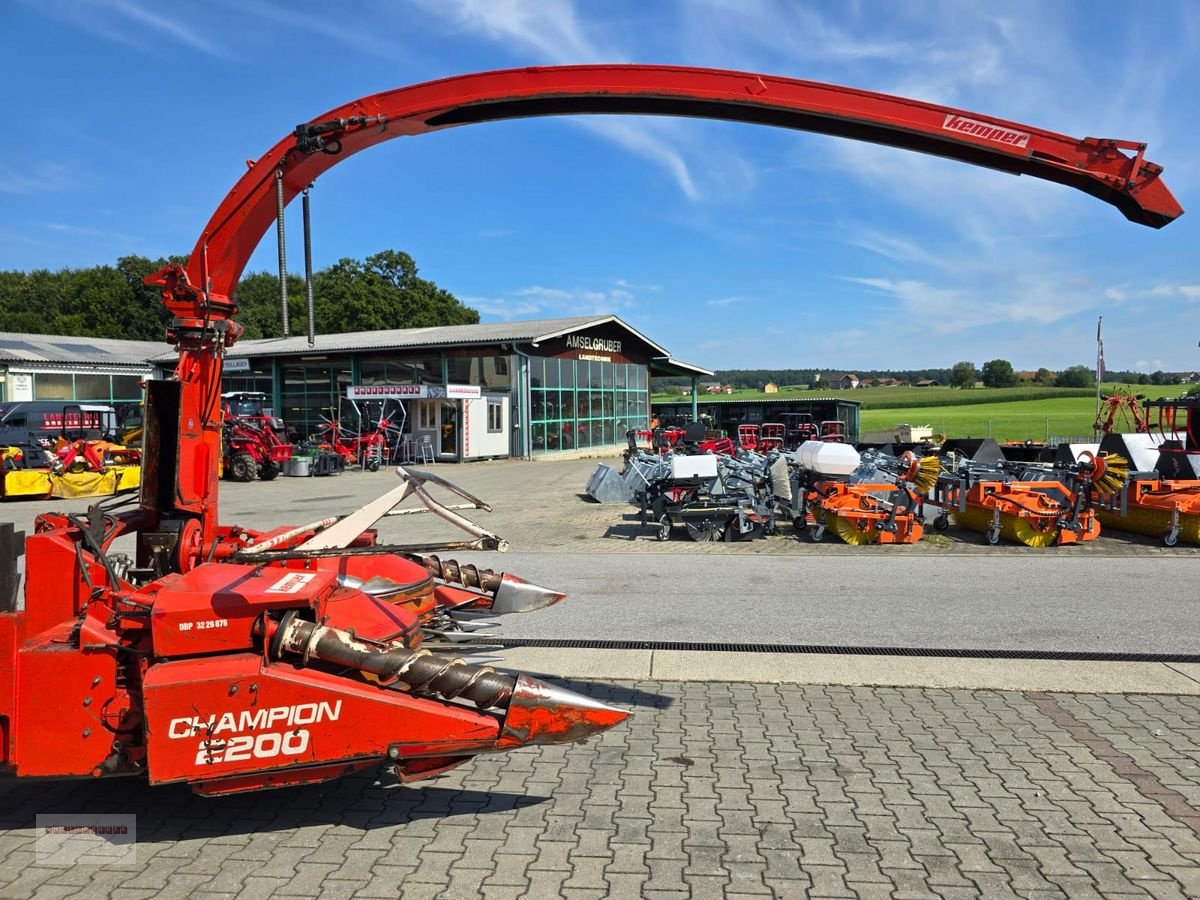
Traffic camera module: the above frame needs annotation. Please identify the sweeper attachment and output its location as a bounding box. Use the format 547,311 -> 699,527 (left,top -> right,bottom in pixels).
932,450 -> 1127,546
790,442 -> 939,545
1093,415 -> 1200,546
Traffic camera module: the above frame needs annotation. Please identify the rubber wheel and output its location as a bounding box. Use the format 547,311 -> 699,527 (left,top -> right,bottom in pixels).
934,515 -> 950,532
655,515 -> 672,542
810,525 -> 825,543
724,521 -> 757,542
259,460 -> 281,481
1163,531 -> 1180,548
686,520 -> 724,542
985,527 -> 1001,546
227,453 -> 257,482
366,458 -> 381,472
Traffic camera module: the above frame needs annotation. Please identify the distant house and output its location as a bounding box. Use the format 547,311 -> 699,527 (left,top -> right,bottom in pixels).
763,382 -> 779,394
833,373 -> 860,390
700,381 -> 724,394
721,384 -> 734,394
914,379 -> 940,387
1015,370 -> 1037,383
875,377 -> 904,387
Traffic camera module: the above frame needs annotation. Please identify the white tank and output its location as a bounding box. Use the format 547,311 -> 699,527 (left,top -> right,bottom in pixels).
794,440 -> 860,476
1119,432 -> 1172,472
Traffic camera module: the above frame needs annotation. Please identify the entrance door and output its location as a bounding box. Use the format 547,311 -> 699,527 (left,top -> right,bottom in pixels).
439,401 -> 459,457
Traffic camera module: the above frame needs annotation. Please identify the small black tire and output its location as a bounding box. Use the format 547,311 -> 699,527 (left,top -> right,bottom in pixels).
228,453 -> 257,483
810,525 -> 825,543
259,460 -> 281,481
985,527 -> 1001,546
655,515 -> 672,542
1163,531 -> 1180,548
934,515 -> 950,532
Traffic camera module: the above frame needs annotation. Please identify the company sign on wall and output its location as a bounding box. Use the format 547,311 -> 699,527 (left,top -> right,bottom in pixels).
560,333 -> 626,363
346,384 -> 482,400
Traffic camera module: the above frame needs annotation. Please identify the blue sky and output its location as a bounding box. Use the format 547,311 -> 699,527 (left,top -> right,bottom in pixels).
2,1 -> 1198,372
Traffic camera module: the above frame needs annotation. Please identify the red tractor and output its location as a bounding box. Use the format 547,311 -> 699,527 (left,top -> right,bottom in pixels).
222,392 -> 293,481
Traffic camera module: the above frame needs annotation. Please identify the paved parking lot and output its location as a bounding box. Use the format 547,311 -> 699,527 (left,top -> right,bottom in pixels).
4,457 -> 1200,897
4,681 -> 1200,899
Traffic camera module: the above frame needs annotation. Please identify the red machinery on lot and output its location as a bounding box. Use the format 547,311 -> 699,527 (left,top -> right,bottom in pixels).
0,65 -> 1180,795
222,392 -> 293,482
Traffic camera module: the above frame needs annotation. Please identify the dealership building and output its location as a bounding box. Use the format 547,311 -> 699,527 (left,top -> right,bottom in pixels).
0,317 -> 711,462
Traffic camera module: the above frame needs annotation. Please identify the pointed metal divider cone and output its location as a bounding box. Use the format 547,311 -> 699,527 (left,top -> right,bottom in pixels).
497,674 -> 630,748
491,573 -> 566,614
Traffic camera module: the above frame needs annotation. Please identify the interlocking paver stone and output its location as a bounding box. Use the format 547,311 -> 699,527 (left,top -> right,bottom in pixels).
6,682 -> 1200,898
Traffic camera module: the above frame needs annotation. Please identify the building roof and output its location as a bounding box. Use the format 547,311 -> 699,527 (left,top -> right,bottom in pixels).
151,315 -> 670,362
650,357 -> 714,378
653,396 -> 862,408
0,316 -> 712,378
0,331 -> 161,367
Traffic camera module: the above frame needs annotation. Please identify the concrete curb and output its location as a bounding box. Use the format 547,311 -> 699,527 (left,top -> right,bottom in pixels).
495,647 -> 1200,694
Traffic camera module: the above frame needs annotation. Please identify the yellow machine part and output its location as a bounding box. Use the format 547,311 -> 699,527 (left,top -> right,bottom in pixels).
826,512 -> 880,545
2,469 -> 53,499
3,465 -> 140,500
1096,506 -> 1200,545
49,465 -> 141,499
952,504 -> 1061,547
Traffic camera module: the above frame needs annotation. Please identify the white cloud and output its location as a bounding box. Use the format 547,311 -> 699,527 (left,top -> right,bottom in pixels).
219,0 -> 397,57
0,162 -> 73,195
472,280 -> 641,320
706,296 -> 745,307
409,0 -> 766,201
1105,282 -> 1200,303
24,0 -> 226,57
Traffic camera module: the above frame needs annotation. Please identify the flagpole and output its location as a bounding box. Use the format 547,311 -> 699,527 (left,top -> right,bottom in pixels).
1094,315 -> 1103,439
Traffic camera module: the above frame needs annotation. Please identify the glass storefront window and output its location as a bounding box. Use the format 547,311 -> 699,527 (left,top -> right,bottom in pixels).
528,360 -> 648,455
74,373 -> 112,400
33,373 -> 73,400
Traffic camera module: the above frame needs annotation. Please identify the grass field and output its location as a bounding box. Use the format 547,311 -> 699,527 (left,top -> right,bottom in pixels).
859,396 -> 1100,442
652,383 -> 1188,443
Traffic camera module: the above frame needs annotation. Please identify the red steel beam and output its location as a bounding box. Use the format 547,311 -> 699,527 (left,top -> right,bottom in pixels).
188,64 -> 1183,300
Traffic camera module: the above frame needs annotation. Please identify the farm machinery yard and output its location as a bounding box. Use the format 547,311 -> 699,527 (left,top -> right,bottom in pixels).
590,405 -> 1200,549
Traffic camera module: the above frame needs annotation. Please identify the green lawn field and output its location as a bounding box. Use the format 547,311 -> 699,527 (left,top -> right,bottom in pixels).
652,383 -> 1188,443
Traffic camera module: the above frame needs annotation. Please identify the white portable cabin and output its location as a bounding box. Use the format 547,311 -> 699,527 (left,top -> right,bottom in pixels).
462,392 -> 510,460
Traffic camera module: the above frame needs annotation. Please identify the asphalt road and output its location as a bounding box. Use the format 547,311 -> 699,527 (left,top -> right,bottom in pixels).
6,459 -> 1198,655
451,551 -> 1200,655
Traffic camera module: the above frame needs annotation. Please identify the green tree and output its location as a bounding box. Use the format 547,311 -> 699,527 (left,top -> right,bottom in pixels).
116,255 -> 181,341
949,360 -> 976,388
311,250 -> 478,333
980,359 -> 1017,388
1034,367 -> 1055,385
1151,370 -> 1167,385
233,271 -> 309,340
1054,365 -> 1096,388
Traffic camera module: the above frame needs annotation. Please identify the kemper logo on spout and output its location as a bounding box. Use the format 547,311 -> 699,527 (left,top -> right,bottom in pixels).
942,114 -> 1031,148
